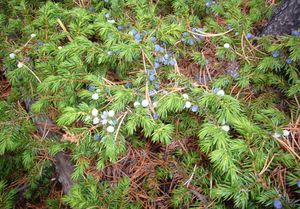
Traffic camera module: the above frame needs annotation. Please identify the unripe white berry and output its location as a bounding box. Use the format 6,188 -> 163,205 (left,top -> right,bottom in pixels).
182,93 -> 189,100
108,110 -> 115,117
185,101 -> 192,108
9,53 -> 15,59
17,62 -> 24,68
283,130 -> 290,137
92,93 -> 99,100
224,43 -> 230,49
106,126 -> 115,133
93,117 -> 100,125
272,132 -> 281,138
221,125 -> 230,132
141,99 -> 149,107
134,101 -> 140,108
216,89 -> 225,96
91,108 -> 99,117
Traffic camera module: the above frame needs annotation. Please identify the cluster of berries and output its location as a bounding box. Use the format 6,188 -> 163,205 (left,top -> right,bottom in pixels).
9,34 -> 37,68
271,50 -> 293,64
91,108 -> 117,141
182,93 -> 199,112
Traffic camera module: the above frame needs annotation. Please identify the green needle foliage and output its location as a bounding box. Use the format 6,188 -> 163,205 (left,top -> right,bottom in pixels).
0,0 -> 300,208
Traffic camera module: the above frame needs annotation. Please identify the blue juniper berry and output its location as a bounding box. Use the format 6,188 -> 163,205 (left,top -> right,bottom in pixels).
94,134 -> 102,140
212,87 -> 220,94
273,199 -> 282,209
150,36 -> 156,42
148,69 -> 155,75
153,113 -> 159,120
191,105 -> 199,112
149,89 -> 156,97
286,58 -> 292,64
129,29 -> 137,36
272,51 -> 280,58
88,85 -> 95,92
149,74 -> 155,82
169,59 -> 176,66
195,35 -> 205,41
124,82 -> 132,88
154,62 -> 160,69
117,25 -> 124,30
182,32 -> 189,37
134,34 -> 141,42
89,6 -> 95,12
205,0 -> 213,7
107,51 -> 113,56
188,39 -> 195,45
157,56 -> 164,63
246,33 -> 253,39
159,46 -> 165,52
37,41 -> 44,47
297,180 -> 300,188
291,29 -> 300,36
227,24 -> 233,29
154,44 -> 161,52
154,82 -> 160,90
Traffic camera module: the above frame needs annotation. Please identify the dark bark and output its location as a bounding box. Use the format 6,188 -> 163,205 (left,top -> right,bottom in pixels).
260,0 -> 300,36
25,98 -> 74,194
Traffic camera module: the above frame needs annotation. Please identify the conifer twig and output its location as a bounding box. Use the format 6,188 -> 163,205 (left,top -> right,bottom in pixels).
141,49 -> 155,114
188,28 -> 233,37
23,64 -> 42,83
184,164 -> 197,186
57,19 -> 73,42
259,154 -> 275,176
114,111 -> 128,143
